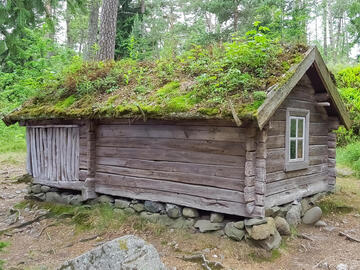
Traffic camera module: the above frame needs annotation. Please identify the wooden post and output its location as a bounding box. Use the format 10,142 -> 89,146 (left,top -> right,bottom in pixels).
244,126 -> 257,215
255,127 -> 267,215
328,117 -> 339,192
82,120 -> 98,200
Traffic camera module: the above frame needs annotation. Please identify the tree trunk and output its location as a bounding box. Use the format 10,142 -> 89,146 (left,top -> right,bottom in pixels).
85,0 -> 100,60
327,0 -> 334,61
97,0 -> 119,61
65,0 -> 73,49
322,0 -> 327,58
233,0 -> 238,32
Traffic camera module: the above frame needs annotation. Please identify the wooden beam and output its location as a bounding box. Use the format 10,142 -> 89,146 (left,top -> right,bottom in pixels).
316,102 -> 330,107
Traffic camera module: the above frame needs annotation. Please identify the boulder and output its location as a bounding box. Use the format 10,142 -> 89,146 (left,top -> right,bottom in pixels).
58,235 -> 165,270
278,204 -> 292,217
123,207 -> 136,215
114,199 -> 130,209
253,230 -> 282,251
300,198 -> 312,216
210,213 -> 224,223
144,201 -> 165,213
302,206 -> 322,225
140,212 -> 194,229
265,206 -> 280,217
314,220 -> 327,227
45,192 -> 65,204
224,222 -> 245,241
40,185 -> 51,193
69,195 -> 83,206
182,207 -> 199,218
194,220 -> 224,233
165,204 -> 182,218
131,203 -> 145,213
234,221 -> 244,230
98,195 -> 114,204
286,204 -> 302,226
244,218 -> 267,227
274,217 -> 291,235
31,184 -> 42,194
246,217 -> 276,240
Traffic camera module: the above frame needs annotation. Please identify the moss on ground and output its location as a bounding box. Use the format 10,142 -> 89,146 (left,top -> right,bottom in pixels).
3,38 -> 308,123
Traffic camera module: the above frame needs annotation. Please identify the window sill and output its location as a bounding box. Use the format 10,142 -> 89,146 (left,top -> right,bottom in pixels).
285,161 -> 309,172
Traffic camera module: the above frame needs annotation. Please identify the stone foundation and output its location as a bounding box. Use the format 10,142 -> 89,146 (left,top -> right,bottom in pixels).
26,183 -> 327,250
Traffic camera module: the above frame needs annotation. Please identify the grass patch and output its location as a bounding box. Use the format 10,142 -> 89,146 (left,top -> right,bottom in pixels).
249,248 -> 281,263
337,142 -> 360,177
317,175 -> 360,215
0,241 -> 9,270
0,152 -> 26,171
0,122 -> 26,153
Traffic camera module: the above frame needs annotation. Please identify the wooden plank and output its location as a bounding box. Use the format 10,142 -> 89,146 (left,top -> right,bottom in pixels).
266,164 -> 327,183
96,156 -> 244,179
97,124 -> 247,142
98,118 -> 238,127
96,146 -> 245,167
266,172 -> 328,195
95,184 -> 263,217
96,164 -> 244,191
26,127 -> 32,175
257,47 -> 316,129
33,178 -> 84,190
74,127 -> 80,180
96,137 -> 245,156
265,179 -> 328,207
95,172 -> 245,203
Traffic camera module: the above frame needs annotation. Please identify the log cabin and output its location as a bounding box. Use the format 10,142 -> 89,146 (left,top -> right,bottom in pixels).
2,46 -> 351,218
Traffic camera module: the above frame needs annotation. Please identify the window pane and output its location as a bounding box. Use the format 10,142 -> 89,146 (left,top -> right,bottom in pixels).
297,140 -> 303,159
290,118 -> 296,137
298,118 -> 304,138
290,140 -> 296,159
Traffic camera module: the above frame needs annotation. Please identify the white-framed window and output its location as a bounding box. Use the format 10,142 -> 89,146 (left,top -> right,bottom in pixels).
285,109 -> 309,171
289,116 -> 305,161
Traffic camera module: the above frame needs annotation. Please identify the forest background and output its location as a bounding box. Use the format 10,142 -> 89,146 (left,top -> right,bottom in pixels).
0,0 -> 359,171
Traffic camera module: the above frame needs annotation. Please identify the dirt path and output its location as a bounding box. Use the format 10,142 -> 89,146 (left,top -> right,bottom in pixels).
0,153 -> 360,270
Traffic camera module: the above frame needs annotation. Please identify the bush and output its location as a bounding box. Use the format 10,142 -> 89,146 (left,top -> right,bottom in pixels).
337,141 -> 360,176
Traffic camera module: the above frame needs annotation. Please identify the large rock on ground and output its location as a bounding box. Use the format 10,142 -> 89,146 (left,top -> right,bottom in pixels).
45,192 -> 65,204
165,204 -> 182,218
114,199 -> 130,209
58,235 -> 165,270
144,201 -> 165,213
246,217 -> 276,240
210,213 -> 224,223
253,230 -> 282,251
31,184 -> 42,194
274,217 -> 291,235
286,204 -> 302,226
194,220 -> 224,233
224,222 -> 245,241
182,207 -> 199,218
302,206 -> 322,225
140,212 -> 195,229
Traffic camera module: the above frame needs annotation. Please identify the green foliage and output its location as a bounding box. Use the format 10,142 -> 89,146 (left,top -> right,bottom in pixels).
5,26 -> 307,124
0,241 -> 8,270
0,122 -> 26,153
337,141 -> 360,177
335,64 -> 360,145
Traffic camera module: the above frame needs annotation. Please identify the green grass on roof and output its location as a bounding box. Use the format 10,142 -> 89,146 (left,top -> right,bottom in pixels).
4,28 -> 308,123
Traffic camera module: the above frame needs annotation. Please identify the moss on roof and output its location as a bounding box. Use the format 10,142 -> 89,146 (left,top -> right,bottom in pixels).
3,34 -> 308,124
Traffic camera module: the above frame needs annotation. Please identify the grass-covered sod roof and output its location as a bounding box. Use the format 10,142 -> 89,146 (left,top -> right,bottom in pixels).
4,31 -> 308,124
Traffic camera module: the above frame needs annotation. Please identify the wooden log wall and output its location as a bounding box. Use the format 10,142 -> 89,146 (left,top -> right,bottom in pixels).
327,117 -> 339,191
265,74 -> 330,207
92,120 -> 263,217
27,126 -> 80,182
